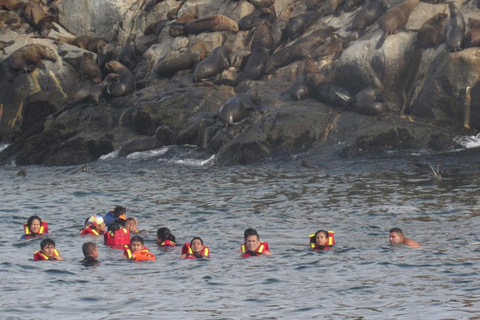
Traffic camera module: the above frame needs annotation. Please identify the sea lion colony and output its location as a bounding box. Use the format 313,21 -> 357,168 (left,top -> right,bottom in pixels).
0,0 -> 479,153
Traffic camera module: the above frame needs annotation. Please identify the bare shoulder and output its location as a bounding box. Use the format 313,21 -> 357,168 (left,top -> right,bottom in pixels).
404,237 -> 422,248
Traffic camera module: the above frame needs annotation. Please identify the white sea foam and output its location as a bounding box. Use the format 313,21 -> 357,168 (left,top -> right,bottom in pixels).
126,146 -> 171,159
455,134 -> 480,149
0,144 -> 9,153
99,150 -> 119,160
170,154 -> 216,167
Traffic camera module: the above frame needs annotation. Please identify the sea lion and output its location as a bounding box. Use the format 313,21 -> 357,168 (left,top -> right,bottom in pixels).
0,0 -> 22,11
218,88 -> 260,126
314,83 -> 352,109
270,6 -> 294,50
156,40 -> 206,78
0,10 -> 22,29
285,9 -> 324,40
301,159 -> 318,169
30,15 -> 58,38
376,0 -> 420,49
105,61 -> 135,97
287,55 -> 328,100
70,165 -> 87,174
182,15 -> 239,35
23,0 -> 46,27
80,51 -> 102,85
287,75 -> 311,100
54,36 -> 108,53
465,18 -> 480,48
63,73 -> 120,107
215,47 -> 269,86
415,13 -> 447,49
310,33 -> 349,59
238,7 -> 274,31
344,0 -> 364,12
445,2 -> 465,52
7,44 -> 57,73
246,0 -> 275,9
193,45 -> 230,82
16,168 -> 27,177
351,86 -> 388,115
167,0 -> 186,20
0,39 -> 14,53
118,126 -> 167,157
118,33 -> 137,69
347,0 -> 387,33
251,20 -> 275,50
144,19 -> 168,36
169,9 -> 199,37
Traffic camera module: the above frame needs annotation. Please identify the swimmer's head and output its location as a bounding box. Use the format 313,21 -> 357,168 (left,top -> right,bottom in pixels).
27,215 -> 42,234
389,228 -> 404,245
82,242 -> 98,259
157,227 -> 175,244
88,215 -> 105,232
130,235 -> 144,252
314,230 -> 329,246
40,238 -> 56,257
125,218 -> 137,233
190,237 -> 204,254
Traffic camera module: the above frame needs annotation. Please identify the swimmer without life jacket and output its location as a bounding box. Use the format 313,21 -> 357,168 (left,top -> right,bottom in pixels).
182,243 -> 210,259
104,227 -> 130,249
240,242 -> 270,258
309,231 -> 336,251
33,249 -> 60,261
123,245 -> 156,261
159,240 -> 175,247
23,221 -> 49,239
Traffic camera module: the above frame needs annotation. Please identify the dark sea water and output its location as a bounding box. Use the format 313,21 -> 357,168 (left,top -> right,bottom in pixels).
2,137 -> 480,319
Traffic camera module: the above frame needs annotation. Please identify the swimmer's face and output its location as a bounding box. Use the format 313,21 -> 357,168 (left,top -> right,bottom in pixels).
125,220 -> 137,232
191,239 -> 204,254
389,232 -> 403,245
30,219 -> 41,233
130,241 -> 143,252
97,222 -> 106,233
41,244 -> 56,257
92,248 -> 99,259
316,232 -> 328,246
246,235 -> 260,252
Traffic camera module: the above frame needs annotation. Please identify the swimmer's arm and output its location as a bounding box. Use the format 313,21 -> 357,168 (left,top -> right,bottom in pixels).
263,250 -> 272,256
53,255 -> 64,261
179,254 -> 187,259
404,237 -> 422,248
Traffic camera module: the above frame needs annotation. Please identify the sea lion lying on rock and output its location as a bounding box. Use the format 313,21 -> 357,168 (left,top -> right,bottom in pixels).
415,13 -> 447,49
351,86 -> 388,115
7,44 -> 57,73
55,36 -> 108,54
118,126 -> 169,157
194,45 -> 230,82
156,40 -> 206,78
218,88 -> 262,127
176,15 -> 239,35
105,61 -> 135,97
0,10 -> 22,29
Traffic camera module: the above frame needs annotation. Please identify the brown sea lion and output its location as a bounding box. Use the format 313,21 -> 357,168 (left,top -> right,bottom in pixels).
287,75 -> 311,100
167,0 -> 186,20
287,55 -> 328,100
465,18 -> 480,48
0,0 -> 22,11
169,10 -> 199,37
55,36 -> 108,54
105,61 -> 135,97
0,40 -> 14,53
118,126 -> 168,157
344,0 -> 365,12
7,44 -> 57,73
80,51 -> 102,85
271,6 -> 294,50
376,0 -> 420,49
156,40 -> 206,78
144,19 -> 168,36
63,73 -> 120,107
285,9 -> 324,40
445,2 -> 465,52
250,20 -> 275,50
347,0 -> 387,33
415,13 -> 447,49
310,33 -> 349,59
183,15 -> 239,35
238,7 -> 274,31
351,86 -> 388,115
0,10 -> 22,30
215,47 -> 269,86
30,15 -> 58,38
218,88 -> 260,126
118,33 -> 137,69
23,0 -> 46,27
193,45 -> 230,82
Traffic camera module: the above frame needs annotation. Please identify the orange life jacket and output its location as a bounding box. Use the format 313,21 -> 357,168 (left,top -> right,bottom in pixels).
159,239 -> 175,247
104,227 -> 130,249
123,245 -> 155,261
33,249 -> 60,261
309,231 -> 335,250
183,243 -> 210,259
80,227 -> 100,236
241,241 -> 268,257
24,221 -> 49,236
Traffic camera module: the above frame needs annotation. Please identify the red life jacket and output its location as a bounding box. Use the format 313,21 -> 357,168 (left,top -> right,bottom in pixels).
182,243 -> 210,259
159,239 -> 175,247
33,249 -> 60,261
104,227 -> 130,249
80,227 -> 101,236
309,231 -> 335,250
123,245 -> 155,261
240,241 -> 269,258
24,221 -> 49,237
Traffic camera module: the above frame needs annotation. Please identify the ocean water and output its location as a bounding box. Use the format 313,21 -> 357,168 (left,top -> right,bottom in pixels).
1,137 -> 480,319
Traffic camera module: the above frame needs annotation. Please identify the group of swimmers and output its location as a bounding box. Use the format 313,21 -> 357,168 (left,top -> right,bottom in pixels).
24,205 -> 421,266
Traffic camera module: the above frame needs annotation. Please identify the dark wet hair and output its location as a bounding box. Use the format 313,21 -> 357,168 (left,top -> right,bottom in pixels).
40,238 -> 55,249
27,215 -> 42,228
190,237 -> 203,246
82,242 -> 97,257
108,223 -> 121,233
84,218 -> 90,226
311,230 -> 328,244
390,228 -> 404,236
244,228 -> 259,240
113,206 -> 127,217
125,217 -> 136,224
157,227 -> 175,242
131,235 -> 144,245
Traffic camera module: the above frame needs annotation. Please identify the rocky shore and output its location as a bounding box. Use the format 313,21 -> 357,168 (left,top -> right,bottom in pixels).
0,0 -> 479,166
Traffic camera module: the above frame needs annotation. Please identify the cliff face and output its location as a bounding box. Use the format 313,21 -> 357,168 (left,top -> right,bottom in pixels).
0,0 -> 478,166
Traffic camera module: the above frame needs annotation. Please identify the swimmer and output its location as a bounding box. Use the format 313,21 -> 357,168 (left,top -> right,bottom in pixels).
81,242 -> 100,267
104,205 -> 127,226
389,227 -> 421,248
156,227 -> 176,246
179,237 -> 210,259
123,235 -> 155,260
125,217 -> 147,234
104,223 -> 130,249
80,215 -> 106,236
240,228 -> 272,257
310,230 -> 335,251
33,238 -> 63,261
22,215 -> 48,239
